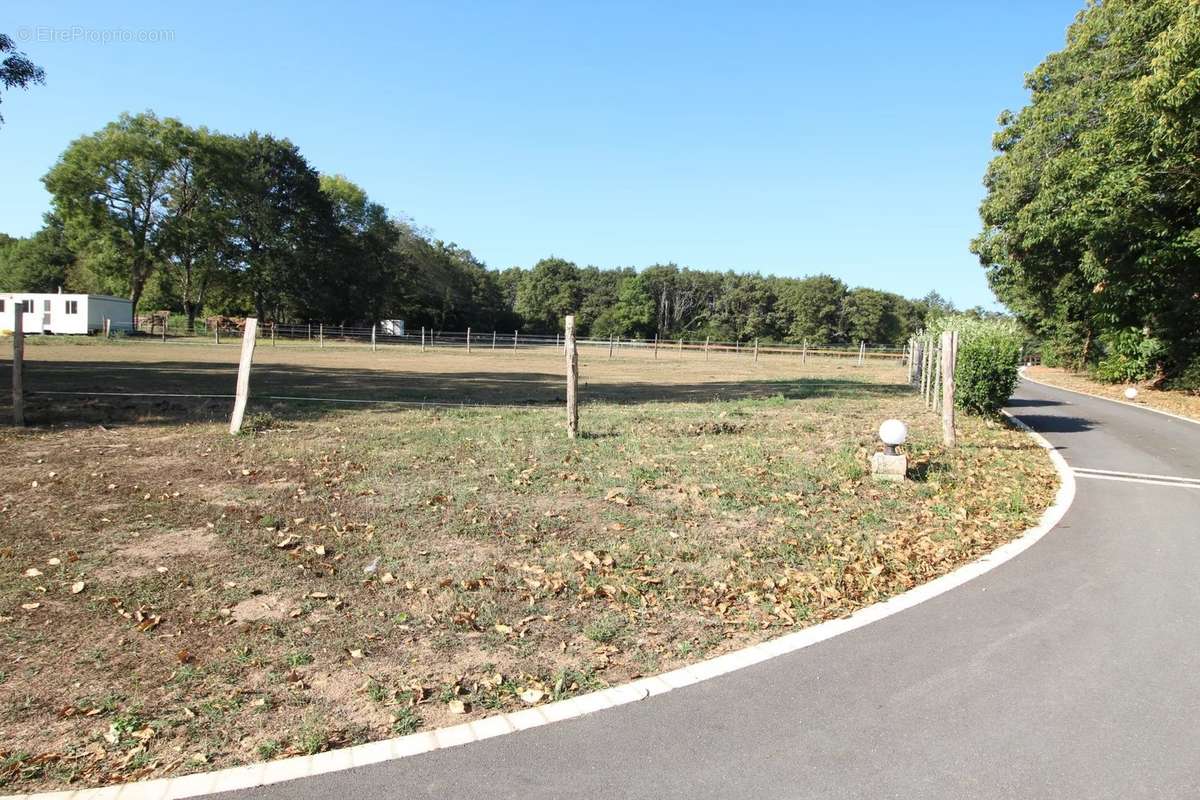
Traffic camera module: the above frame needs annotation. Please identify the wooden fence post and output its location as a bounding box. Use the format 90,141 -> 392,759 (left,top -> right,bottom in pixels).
307,323 -> 311,341
492,330 -> 497,351
941,330 -> 957,446
802,339 -> 807,364
12,310 -> 24,427
467,327 -> 472,353
608,334 -> 614,359
705,336 -> 710,361
421,326 -> 426,351
754,338 -> 759,363
162,314 -> 168,343
556,332 -> 560,352
215,325 -> 220,345
104,318 -> 111,338
319,324 -> 324,348
565,315 -> 578,439
228,318 -> 259,435
272,322 -> 277,347
678,337 -> 683,357
371,324 -> 377,352
653,334 -> 659,360
513,330 -> 518,352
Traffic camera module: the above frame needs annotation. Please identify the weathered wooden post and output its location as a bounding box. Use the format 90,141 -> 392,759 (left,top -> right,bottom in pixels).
942,330 -> 958,447
466,327 -> 472,353
754,338 -> 759,363
556,332 -> 560,352
704,336 -> 710,361
653,334 -> 659,360
272,322 -> 277,347
492,330 -> 497,351
228,318 -> 259,435
565,315 -> 578,439
858,340 -> 865,366
923,338 -> 934,407
906,337 -> 914,384
215,324 -> 220,345
802,338 -> 808,365
608,334 -> 614,359
678,337 -> 683,357
421,326 -> 426,351
513,330 -> 518,352
371,324 -> 377,352
104,318 -> 111,338
162,314 -> 168,343
319,323 -> 324,348
12,310 -> 24,427
307,323 -> 312,341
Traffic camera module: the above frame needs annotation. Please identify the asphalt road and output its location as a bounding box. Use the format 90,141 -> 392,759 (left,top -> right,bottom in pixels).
217,378 -> 1200,800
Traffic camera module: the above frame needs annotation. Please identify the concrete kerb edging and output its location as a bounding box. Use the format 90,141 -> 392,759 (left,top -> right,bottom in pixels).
1019,366 -> 1200,427
4,417 -> 1077,800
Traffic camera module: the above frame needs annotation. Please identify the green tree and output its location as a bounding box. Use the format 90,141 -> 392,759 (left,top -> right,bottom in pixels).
973,0 -> 1200,377
1,33 -> 45,125
0,216 -> 75,292
515,257 -> 581,332
778,274 -> 847,343
592,275 -> 655,338
44,112 -> 192,318
843,287 -> 902,345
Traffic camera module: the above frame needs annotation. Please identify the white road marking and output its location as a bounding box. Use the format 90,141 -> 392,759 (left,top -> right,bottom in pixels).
1073,467 -> 1200,486
1072,472 -> 1200,489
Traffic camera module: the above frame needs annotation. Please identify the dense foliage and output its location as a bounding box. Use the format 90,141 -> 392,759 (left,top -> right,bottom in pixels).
0,33 -> 45,125
973,0 -> 1200,386
929,315 -> 1024,416
4,112 -> 977,342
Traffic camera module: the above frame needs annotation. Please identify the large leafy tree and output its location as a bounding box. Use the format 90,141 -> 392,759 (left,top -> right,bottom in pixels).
973,0 -> 1200,374
221,132 -> 336,321
0,215 -> 75,292
44,112 -> 192,317
515,257 -> 582,332
0,33 -> 44,125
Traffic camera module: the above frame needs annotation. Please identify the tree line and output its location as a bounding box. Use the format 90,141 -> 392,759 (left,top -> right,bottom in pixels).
975,0 -> 1200,387
1,111 -> 979,344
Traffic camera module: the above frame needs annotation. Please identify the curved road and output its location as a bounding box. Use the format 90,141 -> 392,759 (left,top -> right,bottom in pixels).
218,378 -> 1200,800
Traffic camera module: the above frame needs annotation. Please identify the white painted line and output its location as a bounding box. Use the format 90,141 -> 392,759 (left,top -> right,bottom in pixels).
1073,467 -> 1200,485
1,414 -> 1075,800
1019,367 -> 1200,427
1073,472 -> 1200,489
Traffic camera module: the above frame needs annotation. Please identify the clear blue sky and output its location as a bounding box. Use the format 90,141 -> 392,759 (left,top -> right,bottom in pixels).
1,1 -> 1084,309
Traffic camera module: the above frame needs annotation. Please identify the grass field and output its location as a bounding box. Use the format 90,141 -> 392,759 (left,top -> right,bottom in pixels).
0,340 -> 1055,790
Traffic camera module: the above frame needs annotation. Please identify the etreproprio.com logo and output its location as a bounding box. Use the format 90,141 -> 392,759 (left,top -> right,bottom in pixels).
16,26 -> 176,44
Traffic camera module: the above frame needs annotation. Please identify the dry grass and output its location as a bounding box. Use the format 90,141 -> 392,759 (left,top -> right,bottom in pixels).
1026,366 -> 1200,422
0,341 -> 1055,790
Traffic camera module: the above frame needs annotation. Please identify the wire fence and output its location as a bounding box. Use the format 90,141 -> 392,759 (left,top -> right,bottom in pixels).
118,317 -> 909,363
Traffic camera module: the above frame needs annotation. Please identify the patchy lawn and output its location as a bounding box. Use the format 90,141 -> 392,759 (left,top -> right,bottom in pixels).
1026,365 -> 1200,422
0,345 -> 1056,791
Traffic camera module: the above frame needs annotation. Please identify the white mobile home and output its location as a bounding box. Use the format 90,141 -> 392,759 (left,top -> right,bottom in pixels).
0,292 -> 133,335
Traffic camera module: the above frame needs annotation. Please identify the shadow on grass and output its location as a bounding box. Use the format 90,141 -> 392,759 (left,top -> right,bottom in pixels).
0,359 -> 913,428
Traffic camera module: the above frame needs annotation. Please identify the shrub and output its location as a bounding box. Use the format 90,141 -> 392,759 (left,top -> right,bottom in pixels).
1091,328 -> 1165,384
927,315 -> 1023,416
1166,355 -> 1200,394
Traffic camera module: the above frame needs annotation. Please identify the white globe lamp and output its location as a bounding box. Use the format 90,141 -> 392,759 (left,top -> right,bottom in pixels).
879,419 -> 907,456
1124,387 -> 1138,400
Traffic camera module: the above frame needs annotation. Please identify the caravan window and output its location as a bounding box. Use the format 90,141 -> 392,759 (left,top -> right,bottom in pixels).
0,300 -> 4,312
65,300 -> 79,314
44,300 -> 51,312
18,300 -> 32,313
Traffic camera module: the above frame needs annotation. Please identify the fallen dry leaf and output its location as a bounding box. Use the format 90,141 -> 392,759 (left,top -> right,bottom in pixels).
71,581 -> 86,594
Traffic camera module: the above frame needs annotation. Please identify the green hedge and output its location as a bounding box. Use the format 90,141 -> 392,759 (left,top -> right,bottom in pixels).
926,316 -> 1024,416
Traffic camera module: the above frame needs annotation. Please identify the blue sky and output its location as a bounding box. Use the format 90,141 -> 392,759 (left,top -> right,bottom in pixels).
1,1 -> 1083,309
